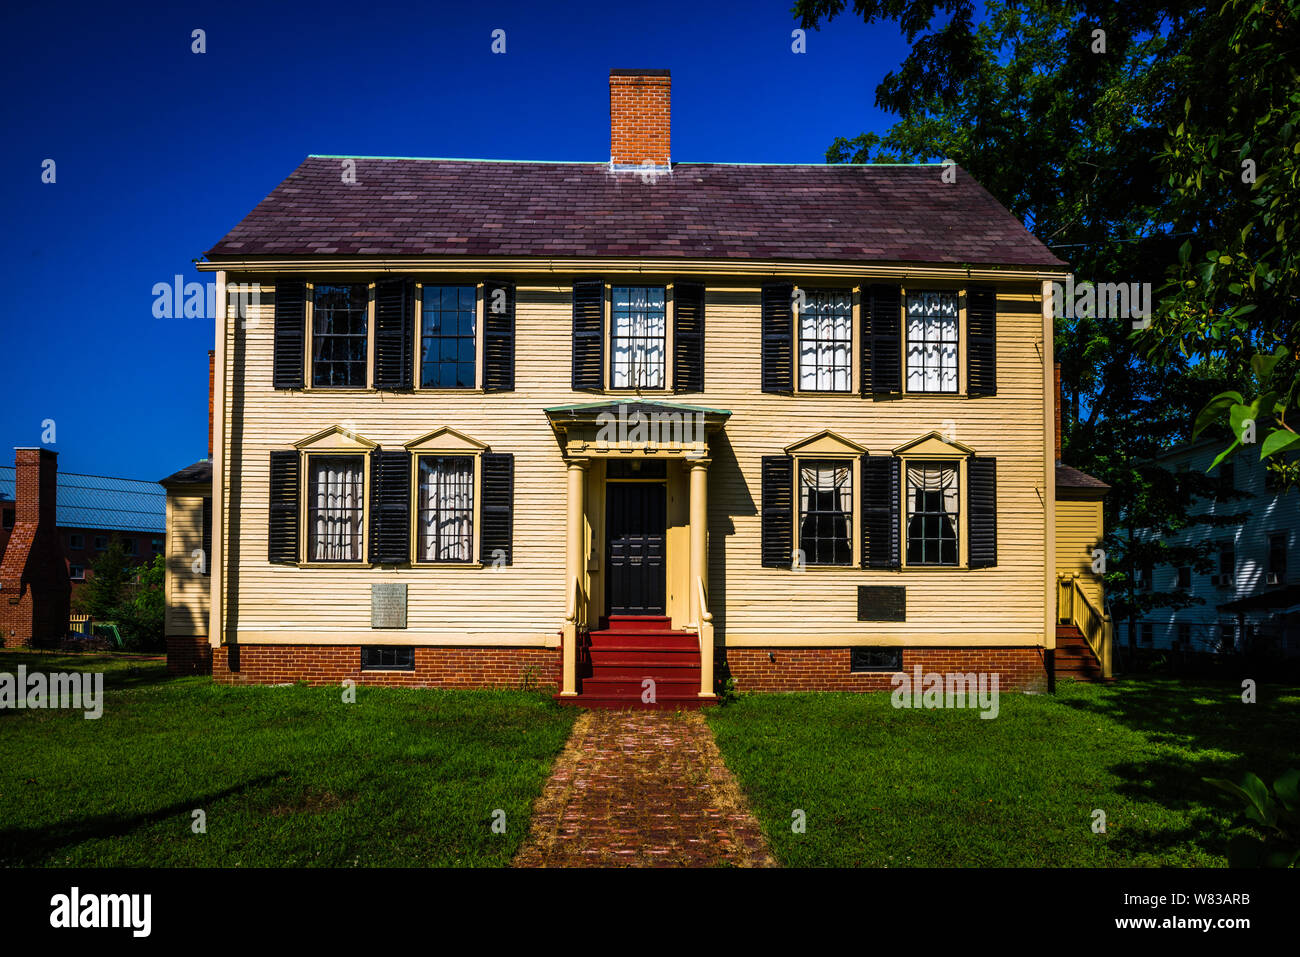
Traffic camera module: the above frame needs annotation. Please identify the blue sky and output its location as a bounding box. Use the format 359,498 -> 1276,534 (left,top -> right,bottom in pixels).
0,0 -> 908,481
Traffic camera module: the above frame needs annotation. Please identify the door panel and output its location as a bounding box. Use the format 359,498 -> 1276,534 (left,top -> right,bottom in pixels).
605,483 -> 667,616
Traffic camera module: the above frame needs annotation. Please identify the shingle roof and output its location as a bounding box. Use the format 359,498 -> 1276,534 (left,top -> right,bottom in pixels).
1056,463 -> 1110,491
0,466 -> 166,533
159,460 -> 213,486
204,157 -> 1066,269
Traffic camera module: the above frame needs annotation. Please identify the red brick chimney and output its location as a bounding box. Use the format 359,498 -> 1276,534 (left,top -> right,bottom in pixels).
0,448 -> 70,647
208,349 -> 215,461
610,69 -> 671,168
1054,362 -> 1063,464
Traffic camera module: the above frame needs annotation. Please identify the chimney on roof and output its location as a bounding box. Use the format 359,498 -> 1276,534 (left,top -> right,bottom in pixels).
0,447 -> 69,648
610,69 -> 671,169
208,349 -> 215,461
1054,362 -> 1063,465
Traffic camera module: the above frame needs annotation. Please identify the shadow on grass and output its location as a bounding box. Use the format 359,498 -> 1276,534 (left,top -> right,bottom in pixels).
1054,676 -> 1300,861
0,771 -> 284,866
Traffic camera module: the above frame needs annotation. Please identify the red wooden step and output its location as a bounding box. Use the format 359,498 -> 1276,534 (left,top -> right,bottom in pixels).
588,631 -> 699,650
602,615 -> 674,633
581,676 -> 701,697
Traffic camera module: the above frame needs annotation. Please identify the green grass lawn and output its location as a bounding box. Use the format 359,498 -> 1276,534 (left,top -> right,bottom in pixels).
0,651 -> 575,867
707,678 -> 1300,867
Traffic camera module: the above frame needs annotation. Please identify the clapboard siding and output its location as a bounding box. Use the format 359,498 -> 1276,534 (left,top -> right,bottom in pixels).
165,490 -> 211,636
220,280 -> 1051,646
1055,498 -> 1105,609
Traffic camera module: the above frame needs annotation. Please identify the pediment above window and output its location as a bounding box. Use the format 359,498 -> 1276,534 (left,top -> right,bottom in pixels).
293,425 -> 378,451
404,426 -> 488,453
784,429 -> 867,457
892,431 -> 974,457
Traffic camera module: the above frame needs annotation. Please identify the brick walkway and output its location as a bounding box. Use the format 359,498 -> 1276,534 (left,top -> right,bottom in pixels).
513,709 -> 776,867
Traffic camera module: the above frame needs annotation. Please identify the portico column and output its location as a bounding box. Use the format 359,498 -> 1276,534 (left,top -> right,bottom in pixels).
561,459 -> 588,697
688,458 -> 710,626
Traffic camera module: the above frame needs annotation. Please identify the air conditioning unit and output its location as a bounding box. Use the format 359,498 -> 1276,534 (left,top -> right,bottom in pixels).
1267,572 -> 1282,585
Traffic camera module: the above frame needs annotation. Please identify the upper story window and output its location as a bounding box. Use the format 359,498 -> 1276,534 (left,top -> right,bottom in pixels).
905,462 -> 959,566
798,289 -> 852,392
416,455 -> 474,563
311,284 -> 369,388
420,285 -> 477,389
798,460 -> 853,566
94,535 -> 108,551
68,533 -> 84,549
307,455 -> 365,562
1269,533 -> 1287,584
121,538 -> 138,556
905,291 -> 959,393
2,509 -> 13,530
1176,565 -> 1191,589
611,286 -> 666,389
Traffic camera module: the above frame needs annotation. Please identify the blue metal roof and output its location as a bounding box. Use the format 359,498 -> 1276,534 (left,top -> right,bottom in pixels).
0,466 -> 165,533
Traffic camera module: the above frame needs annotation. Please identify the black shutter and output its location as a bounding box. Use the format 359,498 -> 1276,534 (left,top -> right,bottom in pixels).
968,456 -> 997,568
571,279 -> 604,391
483,280 -> 516,392
268,450 -> 300,564
273,280 -> 306,389
967,286 -> 997,397
673,282 -> 705,392
368,450 -> 411,565
201,496 -> 213,577
862,454 -> 901,568
761,456 -> 793,568
480,453 -> 514,565
374,278 -> 414,390
863,285 -> 902,396
761,284 -> 794,393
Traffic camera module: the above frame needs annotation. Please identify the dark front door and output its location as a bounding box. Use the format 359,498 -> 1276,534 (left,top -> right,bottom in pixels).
605,483 -> 667,616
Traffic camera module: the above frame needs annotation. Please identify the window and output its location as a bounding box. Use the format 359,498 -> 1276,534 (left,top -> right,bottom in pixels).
850,648 -> 902,672
798,460 -> 853,565
905,291 -> 959,393
611,286 -> 666,389
906,462 -> 959,565
1269,533 -> 1287,584
1176,623 -> 1191,649
311,283 -> 369,388
306,455 -> 365,562
94,535 -> 108,551
68,533 -> 84,550
416,456 -> 474,563
1138,564 -> 1153,591
798,289 -> 852,392
2,509 -> 12,530
120,538 -> 138,556
69,565 -> 85,581
1141,622 -> 1153,645
1218,545 -> 1235,584
1219,623 -> 1236,653
1176,566 -> 1191,589
361,646 -> 414,671
152,538 -> 163,556
420,285 -> 477,389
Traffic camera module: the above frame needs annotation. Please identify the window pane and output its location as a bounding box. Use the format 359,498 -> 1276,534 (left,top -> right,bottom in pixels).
906,462 -> 959,565
421,285 -> 477,389
418,456 -> 474,562
611,285 -> 666,389
798,290 -> 852,392
307,456 -> 364,561
798,460 -> 852,565
312,284 -> 369,388
905,291 -> 959,393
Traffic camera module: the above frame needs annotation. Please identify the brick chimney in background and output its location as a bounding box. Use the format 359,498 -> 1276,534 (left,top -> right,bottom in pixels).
208,348 -> 215,460
0,448 -> 70,648
1054,362 -> 1063,464
610,69 -> 671,168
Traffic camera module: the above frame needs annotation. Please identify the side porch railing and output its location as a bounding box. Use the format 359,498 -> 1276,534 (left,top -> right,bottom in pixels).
1057,573 -> 1113,679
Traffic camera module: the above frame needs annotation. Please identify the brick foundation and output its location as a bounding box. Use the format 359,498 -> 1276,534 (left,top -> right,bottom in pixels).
722,646 -> 1050,693
166,636 -> 213,676
209,643 -> 562,690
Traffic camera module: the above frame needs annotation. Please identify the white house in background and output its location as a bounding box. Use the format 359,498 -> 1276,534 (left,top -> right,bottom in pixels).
1119,437 -> 1299,655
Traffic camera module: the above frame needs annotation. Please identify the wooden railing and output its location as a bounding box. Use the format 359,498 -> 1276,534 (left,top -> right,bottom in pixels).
561,575 -> 587,696
695,576 -> 715,699
1057,573 -> 1113,678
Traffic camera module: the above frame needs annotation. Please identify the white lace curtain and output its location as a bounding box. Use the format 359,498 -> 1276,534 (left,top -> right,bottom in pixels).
906,291 -> 959,392
798,291 -> 852,391
311,458 -> 364,561
419,456 -> 474,562
907,464 -> 958,516
611,286 -> 666,389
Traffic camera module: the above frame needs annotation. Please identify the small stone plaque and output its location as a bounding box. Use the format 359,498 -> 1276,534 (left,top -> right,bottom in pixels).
371,583 -> 407,629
